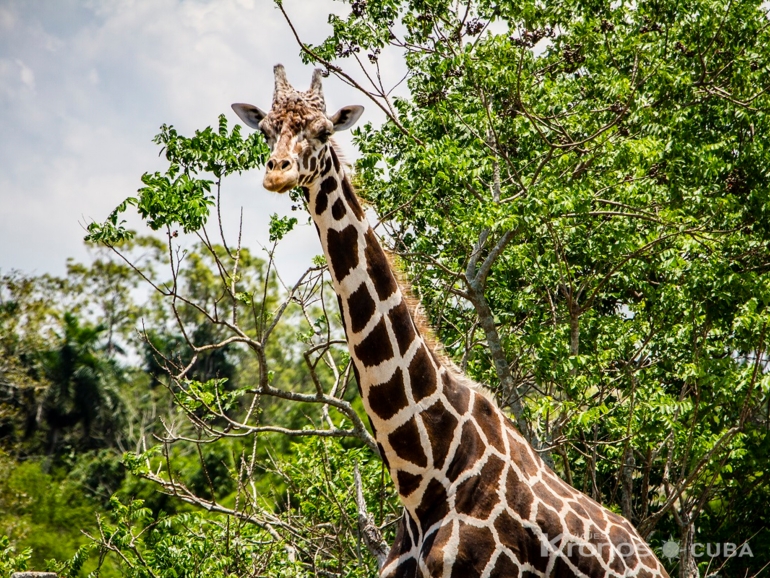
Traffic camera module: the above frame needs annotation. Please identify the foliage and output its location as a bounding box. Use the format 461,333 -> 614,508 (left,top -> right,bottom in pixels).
85,116 -> 268,244
0,451 -> 122,575
83,439 -> 394,577
0,534 -> 31,575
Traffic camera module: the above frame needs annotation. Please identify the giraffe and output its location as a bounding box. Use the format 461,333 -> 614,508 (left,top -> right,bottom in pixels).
232,65 -> 669,578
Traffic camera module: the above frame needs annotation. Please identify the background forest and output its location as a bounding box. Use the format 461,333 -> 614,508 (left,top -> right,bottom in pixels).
2,0 -> 770,577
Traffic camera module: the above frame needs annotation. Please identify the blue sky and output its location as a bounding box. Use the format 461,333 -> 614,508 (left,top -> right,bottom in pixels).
0,0 -> 394,283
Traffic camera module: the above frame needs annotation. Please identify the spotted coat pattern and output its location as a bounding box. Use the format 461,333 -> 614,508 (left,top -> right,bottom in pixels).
233,65 -> 670,578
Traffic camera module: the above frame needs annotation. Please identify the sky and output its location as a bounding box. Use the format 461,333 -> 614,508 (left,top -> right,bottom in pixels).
0,0 -> 399,284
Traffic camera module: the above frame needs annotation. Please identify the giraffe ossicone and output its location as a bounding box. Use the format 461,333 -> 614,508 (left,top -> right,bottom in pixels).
232,64 -> 669,578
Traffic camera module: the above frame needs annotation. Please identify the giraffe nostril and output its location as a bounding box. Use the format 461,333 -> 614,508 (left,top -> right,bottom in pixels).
266,159 -> 276,171
279,160 -> 292,171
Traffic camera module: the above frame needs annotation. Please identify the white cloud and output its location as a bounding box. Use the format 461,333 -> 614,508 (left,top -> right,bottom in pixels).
15,59 -> 36,91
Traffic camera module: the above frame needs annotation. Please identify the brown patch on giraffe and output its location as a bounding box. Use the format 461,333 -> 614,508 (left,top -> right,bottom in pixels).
564,510 -> 585,538
408,345 -> 437,402
446,421 -> 484,483
552,555 -> 579,576
568,499 -> 588,519
301,145 -> 312,168
623,547 -> 640,570
421,523 -> 452,577
309,156 -> 317,173
300,186 -> 310,202
565,540 -> 610,577
507,432 -> 540,479
420,399 -> 458,469
329,143 -> 341,172
493,510 -> 527,560
607,510 -> 637,533
354,317 -> 394,367
637,570 -> 657,578
442,373 -> 471,414
534,502 -> 565,549
419,527 -> 438,557
491,552 -> 521,577
368,368 -> 409,420
526,527 -> 552,574
391,557 -> 417,578
321,154 -> 332,176
454,454 -> 505,519
396,470 -> 422,498
548,474 -> 576,500
577,495 -> 609,531
588,525 -> 613,564
415,479 -> 449,533
609,550 -> 628,574
364,228 -> 398,300
388,417 -> 427,467
331,197 -> 346,220
326,225 -> 358,282
315,175 -> 336,215
532,480 -> 565,512
506,467 -> 534,518
397,522 -> 413,554
636,542 -> 660,568
346,283 -> 375,334
449,523 -> 496,578
388,300 -> 416,356
319,174 -> 337,195
609,524 -> 634,557
472,394 -> 506,453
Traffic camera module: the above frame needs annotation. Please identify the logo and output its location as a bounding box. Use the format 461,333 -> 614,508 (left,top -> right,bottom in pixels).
539,535 -> 754,560
657,538 -> 753,560
661,539 -> 680,560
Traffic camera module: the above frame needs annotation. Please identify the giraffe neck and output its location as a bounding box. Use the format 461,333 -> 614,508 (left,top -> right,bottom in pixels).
304,144 -> 443,505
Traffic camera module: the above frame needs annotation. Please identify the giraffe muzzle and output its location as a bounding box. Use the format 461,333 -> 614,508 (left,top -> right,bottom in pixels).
263,157 -> 299,193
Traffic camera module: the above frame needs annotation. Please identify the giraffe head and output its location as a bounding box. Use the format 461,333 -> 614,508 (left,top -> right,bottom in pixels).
231,64 -> 364,193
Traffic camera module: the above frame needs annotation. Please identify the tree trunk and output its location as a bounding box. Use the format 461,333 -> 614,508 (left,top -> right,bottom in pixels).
679,520 -> 700,578
620,445 -> 635,521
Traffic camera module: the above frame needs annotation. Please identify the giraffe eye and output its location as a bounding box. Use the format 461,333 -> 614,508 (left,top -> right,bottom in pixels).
316,128 -> 332,142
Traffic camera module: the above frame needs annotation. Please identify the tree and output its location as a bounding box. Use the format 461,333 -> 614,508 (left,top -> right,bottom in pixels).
0,272 -> 54,452
39,312 -> 124,452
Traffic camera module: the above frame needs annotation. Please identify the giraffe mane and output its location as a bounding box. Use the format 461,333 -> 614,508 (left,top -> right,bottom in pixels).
329,137 -> 348,166
382,222 -> 500,407
403,282 -> 500,406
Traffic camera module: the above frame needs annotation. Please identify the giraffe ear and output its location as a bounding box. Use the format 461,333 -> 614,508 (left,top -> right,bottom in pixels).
231,103 -> 268,130
329,105 -> 364,131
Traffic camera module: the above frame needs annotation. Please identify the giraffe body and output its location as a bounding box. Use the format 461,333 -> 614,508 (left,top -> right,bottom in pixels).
232,65 -> 669,578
